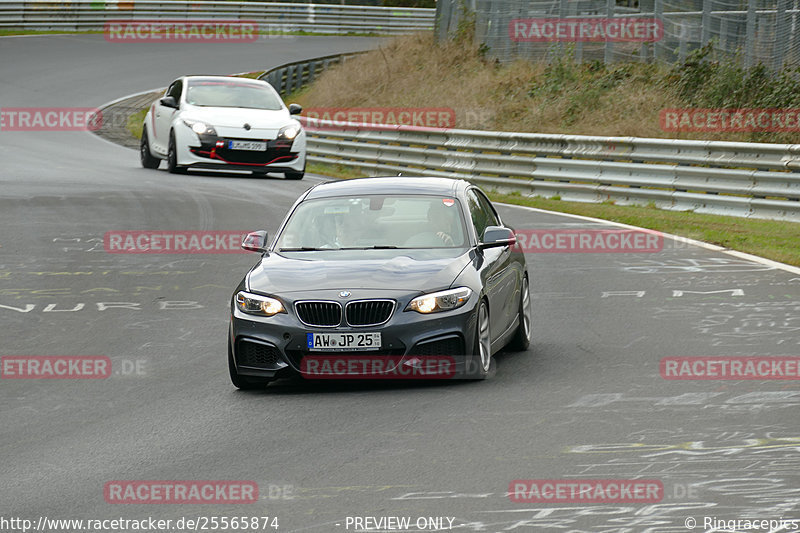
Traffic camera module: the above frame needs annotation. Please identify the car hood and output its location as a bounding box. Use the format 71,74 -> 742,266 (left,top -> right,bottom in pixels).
247,250 -> 473,294
183,106 -> 289,128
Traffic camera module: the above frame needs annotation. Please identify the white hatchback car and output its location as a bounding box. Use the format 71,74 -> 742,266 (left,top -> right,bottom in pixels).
140,76 -> 306,179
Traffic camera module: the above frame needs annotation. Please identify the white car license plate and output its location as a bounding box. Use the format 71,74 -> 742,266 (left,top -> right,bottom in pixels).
307,332 -> 381,351
228,140 -> 266,151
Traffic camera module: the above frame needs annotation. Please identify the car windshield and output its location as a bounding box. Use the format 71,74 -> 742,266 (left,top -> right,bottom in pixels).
275,195 -> 468,251
185,80 -> 283,110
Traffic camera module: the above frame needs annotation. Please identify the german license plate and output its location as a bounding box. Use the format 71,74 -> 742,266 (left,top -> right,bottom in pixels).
228,140 -> 266,151
307,332 -> 382,351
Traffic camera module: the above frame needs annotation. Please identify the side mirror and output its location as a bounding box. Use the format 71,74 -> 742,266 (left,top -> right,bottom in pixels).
288,103 -> 303,115
159,96 -> 178,109
480,226 -> 516,249
242,230 -> 269,253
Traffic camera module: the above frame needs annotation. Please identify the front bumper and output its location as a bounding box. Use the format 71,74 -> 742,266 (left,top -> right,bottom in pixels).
176,128 -> 306,172
229,290 -> 479,380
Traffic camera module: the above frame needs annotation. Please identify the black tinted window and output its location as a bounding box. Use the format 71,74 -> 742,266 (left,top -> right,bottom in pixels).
167,80 -> 183,101
467,189 -> 500,240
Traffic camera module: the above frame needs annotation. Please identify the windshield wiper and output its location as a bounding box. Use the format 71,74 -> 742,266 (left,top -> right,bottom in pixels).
339,245 -> 403,250
278,247 -> 327,252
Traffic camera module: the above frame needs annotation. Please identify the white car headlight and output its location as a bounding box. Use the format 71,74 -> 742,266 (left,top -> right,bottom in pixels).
235,291 -> 286,317
407,287 -> 472,314
278,122 -> 301,140
182,119 -> 217,136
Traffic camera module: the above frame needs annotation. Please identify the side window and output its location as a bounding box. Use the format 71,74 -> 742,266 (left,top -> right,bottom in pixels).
467,189 -> 500,241
167,80 -> 183,102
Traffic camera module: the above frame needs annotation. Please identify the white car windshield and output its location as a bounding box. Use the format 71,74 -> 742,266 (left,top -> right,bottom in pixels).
276,195 -> 468,251
185,80 -> 283,110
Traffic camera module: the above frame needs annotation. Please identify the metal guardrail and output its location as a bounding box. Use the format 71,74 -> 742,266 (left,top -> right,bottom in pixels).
300,122 -> 800,221
258,52 -> 366,96
0,0 -> 434,34
253,52 -> 800,221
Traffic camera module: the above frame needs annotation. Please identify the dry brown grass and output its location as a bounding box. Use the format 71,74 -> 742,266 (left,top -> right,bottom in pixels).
291,31 -> 799,143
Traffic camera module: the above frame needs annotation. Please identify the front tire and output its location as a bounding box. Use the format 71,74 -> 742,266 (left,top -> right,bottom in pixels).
167,132 -> 186,174
466,300 -> 494,380
507,274 -> 531,351
140,129 -> 160,169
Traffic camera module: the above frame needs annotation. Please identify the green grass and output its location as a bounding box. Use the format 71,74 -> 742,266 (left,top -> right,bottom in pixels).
127,108 -> 147,140
304,161 -> 800,267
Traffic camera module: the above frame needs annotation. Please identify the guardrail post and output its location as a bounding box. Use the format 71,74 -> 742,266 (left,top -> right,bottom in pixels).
514,0 -> 525,60
654,0 -> 663,61
719,16 -> 729,54
744,0 -> 757,68
638,0 -> 653,62
774,0 -> 789,71
604,0 -> 615,63
558,0 -> 568,61
791,0 -> 800,68
701,0 -> 711,46
678,22 -> 688,61
435,0 -> 451,41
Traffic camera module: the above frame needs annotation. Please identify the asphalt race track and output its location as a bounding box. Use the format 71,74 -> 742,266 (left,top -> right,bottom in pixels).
1,34 -> 799,533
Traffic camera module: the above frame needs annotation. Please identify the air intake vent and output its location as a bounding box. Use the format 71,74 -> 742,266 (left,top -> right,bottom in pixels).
237,340 -> 281,368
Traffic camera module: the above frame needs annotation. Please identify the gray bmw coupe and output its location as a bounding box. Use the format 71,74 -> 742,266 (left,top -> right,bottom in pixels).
228,177 -> 530,388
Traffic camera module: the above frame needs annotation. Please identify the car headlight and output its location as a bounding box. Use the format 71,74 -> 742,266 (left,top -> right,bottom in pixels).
407,287 -> 472,314
235,291 -> 286,317
182,119 -> 217,136
278,122 -> 301,140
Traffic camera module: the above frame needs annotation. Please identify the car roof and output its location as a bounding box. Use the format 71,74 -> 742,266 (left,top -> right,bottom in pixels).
183,75 -> 269,85
304,177 -> 471,199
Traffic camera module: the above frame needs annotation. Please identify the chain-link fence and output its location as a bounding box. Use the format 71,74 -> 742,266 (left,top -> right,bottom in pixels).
436,0 -> 800,70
